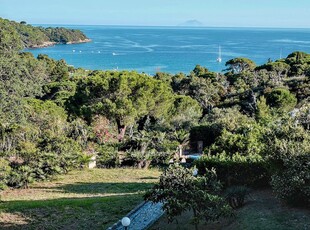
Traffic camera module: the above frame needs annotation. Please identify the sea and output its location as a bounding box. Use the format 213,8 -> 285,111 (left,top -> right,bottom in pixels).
27,25 -> 310,75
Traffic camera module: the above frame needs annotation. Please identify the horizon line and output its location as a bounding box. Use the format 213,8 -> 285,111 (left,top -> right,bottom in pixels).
31,23 -> 310,30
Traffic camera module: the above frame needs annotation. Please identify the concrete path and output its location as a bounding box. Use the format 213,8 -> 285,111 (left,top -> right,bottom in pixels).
108,201 -> 164,230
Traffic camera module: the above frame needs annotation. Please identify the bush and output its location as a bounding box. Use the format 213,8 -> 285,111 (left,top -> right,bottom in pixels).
8,165 -> 35,188
262,120 -> 310,207
30,152 -> 67,180
266,138 -> 310,207
145,164 -> 232,228
195,153 -> 269,187
265,88 -> 297,112
271,154 -> 310,207
96,144 -> 119,168
0,159 -> 11,190
39,136 -> 83,172
225,186 -> 251,209
4,136 -> 83,188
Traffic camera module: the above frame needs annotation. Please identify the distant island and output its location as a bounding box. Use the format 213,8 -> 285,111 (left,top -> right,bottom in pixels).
0,18 -> 91,49
178,19 -> 203,27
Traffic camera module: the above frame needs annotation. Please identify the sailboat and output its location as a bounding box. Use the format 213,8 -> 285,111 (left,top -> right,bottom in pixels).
216,45 -> 222,63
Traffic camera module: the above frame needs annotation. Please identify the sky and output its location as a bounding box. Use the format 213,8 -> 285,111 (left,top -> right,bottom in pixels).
1,0 -> 310,28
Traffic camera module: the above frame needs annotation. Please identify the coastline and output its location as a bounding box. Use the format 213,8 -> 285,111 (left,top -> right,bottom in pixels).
66,38 -> 92,44
28,38 -> 92,49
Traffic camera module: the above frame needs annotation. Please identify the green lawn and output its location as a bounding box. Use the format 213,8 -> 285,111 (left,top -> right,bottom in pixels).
151,190 -> 310,230
0,168 -> 161,229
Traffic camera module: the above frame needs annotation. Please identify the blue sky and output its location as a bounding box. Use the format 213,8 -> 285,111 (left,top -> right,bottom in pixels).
1,0 -> 310,27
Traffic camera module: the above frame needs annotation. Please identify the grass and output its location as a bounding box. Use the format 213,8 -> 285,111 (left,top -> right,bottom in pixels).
151,189 -> 310,230
0,168 -> 161,229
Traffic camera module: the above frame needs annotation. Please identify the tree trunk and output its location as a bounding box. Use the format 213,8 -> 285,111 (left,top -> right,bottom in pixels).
179,145 -> 183,158
143,160 -> 151,169
116,120 -> 127,141
137,160 -> 144,169
139,142 -> 149,169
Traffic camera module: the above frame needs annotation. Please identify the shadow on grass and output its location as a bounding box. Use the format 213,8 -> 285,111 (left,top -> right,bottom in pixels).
0,180 -> 158,229
151,190 -> 310,230
0,193 -> 144,230
139,176 -> 159,180
36,182 -> 155,195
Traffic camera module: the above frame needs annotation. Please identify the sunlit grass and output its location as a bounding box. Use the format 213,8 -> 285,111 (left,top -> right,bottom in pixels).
0,168 -> 161,229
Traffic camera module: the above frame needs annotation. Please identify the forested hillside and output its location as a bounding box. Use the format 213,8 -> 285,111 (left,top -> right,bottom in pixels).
0,18 -> 90,48
0,17 -> 309,207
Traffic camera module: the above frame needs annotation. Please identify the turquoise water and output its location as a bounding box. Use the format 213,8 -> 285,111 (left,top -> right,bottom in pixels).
27,26 -> 310,74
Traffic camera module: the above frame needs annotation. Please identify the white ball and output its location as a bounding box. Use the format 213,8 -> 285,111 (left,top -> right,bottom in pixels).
121,217 -> 131,227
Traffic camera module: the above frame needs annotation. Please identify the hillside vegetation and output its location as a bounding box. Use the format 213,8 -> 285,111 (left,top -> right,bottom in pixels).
0,18 -> 89,48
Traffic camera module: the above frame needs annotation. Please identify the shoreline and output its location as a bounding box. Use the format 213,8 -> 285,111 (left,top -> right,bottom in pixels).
27,38 -> 92,49
66,38 -> 92,45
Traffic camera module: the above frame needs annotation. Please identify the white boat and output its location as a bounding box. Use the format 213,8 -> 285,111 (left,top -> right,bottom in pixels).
216,45 -> 222,63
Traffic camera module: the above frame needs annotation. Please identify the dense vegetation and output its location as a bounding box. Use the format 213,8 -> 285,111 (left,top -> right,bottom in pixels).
0,18 -> 89,48
0,17 -> 309,213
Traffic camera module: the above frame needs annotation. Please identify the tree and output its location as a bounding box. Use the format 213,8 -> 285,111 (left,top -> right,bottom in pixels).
285,52 -> 310,76
225,57 -> 256,74
145,164 -> 232,230
0,19 -> 23,52
69,71 -> 174,141
0,52 -> 47,125
293,101 -> 310,130
255,96 -> 271,122
173,129 -> 190,159
256,61 -> 290,85
265,88 -> 297,112
190,65 -> 217,80
189,77 -> 222,112
169,95 -> 202,130
264,119 -> 310,206
130,129 -> 168,169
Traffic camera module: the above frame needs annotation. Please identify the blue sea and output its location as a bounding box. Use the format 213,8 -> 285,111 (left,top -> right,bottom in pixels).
27,26 -> 310,75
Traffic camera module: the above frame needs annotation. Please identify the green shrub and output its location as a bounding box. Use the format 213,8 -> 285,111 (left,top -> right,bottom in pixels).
0,158 -> 11,190
266,138 -> 310,207
225,186 -> 251,209
195,153 -> 269,187
265,88 -> 297,112
77,153 -> 94,168
6,136 -> 83,188
30,152 -> 66,180
39,136 -> 82,172
145,164 -> 232,228
8,165 -> 35,188
96,145 -> 119,168
271,154 -> 310,207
